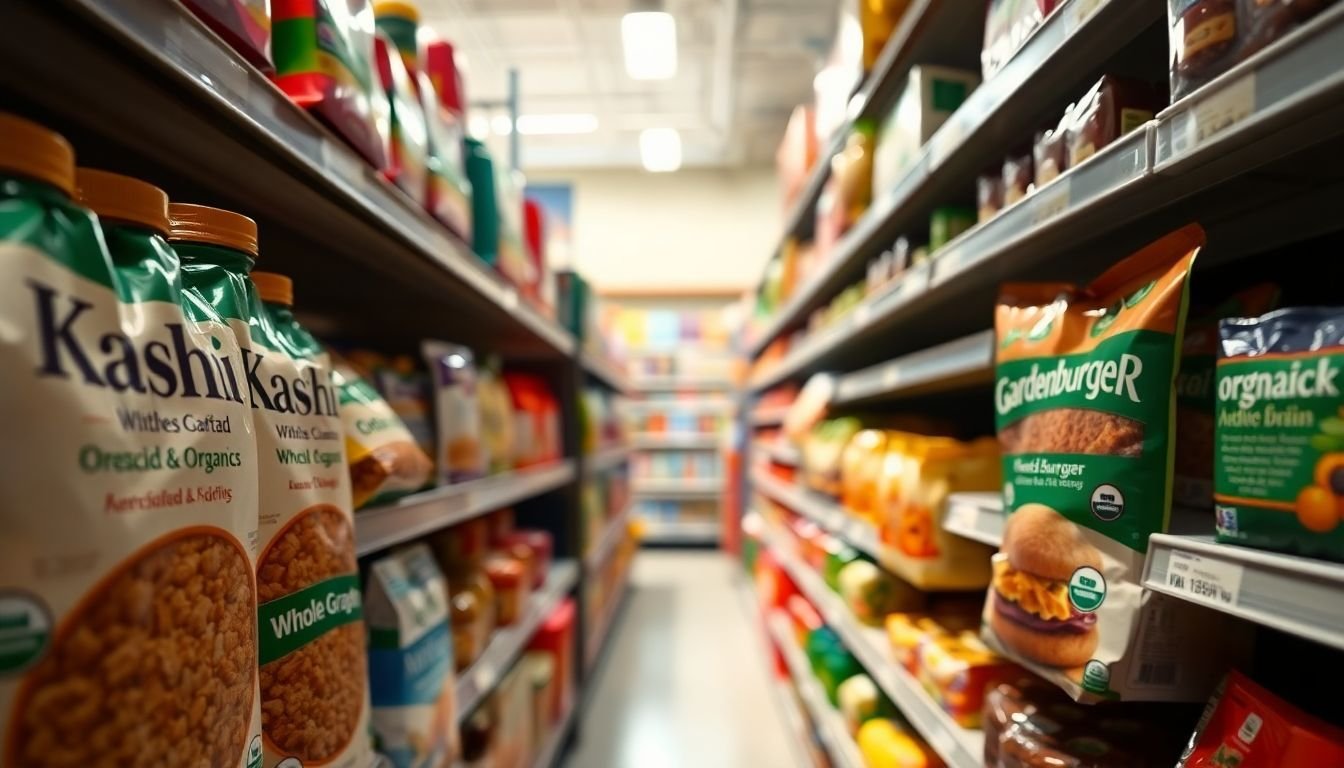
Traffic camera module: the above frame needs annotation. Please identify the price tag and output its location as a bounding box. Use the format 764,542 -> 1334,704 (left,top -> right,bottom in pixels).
1030,177 -> 1072,226
1185,74 -> 1257,151
1064,0 -> 1107,36
1164,549 -> 1244,608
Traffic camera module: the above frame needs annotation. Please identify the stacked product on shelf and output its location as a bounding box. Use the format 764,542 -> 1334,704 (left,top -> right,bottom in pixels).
740,0 -> 1344,764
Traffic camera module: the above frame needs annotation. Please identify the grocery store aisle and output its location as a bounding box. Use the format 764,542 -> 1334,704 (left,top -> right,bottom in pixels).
564,551 -> 799,768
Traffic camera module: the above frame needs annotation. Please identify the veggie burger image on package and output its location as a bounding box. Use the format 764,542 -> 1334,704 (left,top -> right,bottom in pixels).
986,224 -> 1252,703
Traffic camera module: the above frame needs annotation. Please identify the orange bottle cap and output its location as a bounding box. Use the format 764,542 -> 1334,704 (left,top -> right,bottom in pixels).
75,169 -> 170,235
252,271 -> 293,306
168,203 -> 259,258
375,0 -> 420,21
0,113 -> 76,198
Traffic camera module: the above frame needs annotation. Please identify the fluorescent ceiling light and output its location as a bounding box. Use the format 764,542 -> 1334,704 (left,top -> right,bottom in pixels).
639,128 -> 681,172
621,11 -> 677,80
516,113 -> 600,135
490,114 -> 514,136
467,114 -> 490,138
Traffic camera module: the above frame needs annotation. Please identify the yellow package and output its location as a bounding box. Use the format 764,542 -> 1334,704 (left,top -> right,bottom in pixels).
841,429 -> 888,524
879,434 -> 999,589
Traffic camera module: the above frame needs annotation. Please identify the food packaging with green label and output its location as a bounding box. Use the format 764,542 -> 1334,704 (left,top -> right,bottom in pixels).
373,32 -> 430,207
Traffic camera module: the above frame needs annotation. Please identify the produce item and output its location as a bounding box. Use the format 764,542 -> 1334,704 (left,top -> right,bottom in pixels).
373,32 -> 430,206
272,0 -> 387,167
803,417 -> 863,496
878,435 -> 999,589
1174,284 -> 1279,507
1066,75 -> 1161,168
330,352 -> 434,509
484,554 -> 528,626
989,224 -> 1250,702
1178,670 -> 1344,767
1215,306 -> 1344,560
983,675 -> 1199,767
1002,150 -> 1033,206
837,674 -> 881,735
977,173 -> 1003,223
365,544 -> 459,768
1,141 -> 263,768
930,206 -> 975,253
837,560 -> 924,625
872,66 -> 979,197
856,718 -> 938,768
915,631 -> 1019,728
422,340 -> 485,483
421,38 -> 473,238
183,0 -> 271,69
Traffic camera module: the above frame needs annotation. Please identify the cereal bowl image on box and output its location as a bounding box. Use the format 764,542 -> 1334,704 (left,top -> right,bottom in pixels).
984,225 -> 1252,703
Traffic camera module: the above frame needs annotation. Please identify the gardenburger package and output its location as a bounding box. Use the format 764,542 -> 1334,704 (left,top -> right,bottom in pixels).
986,225 -> 1250,702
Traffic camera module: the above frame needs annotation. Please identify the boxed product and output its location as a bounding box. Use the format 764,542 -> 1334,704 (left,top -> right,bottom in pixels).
987,224 -> 1251,702
503,372 -> 561,468
1,138 -> 264,768
1168,0 -> 1339,101
373,32 -> 430,206
983,675 -> 1199,767
272,0 -> 387,168
1178,670 -> 1344,767
182,0 -> 271,69
1066,75 -> 1162,168
877,434 -> 999,589
914,630 -> 1020,728
1215,306 -> 1344,560
423,340 -> 485,483
1174,284 -> 1279,507
872,66 -> 980,198
366,544 -> 459,768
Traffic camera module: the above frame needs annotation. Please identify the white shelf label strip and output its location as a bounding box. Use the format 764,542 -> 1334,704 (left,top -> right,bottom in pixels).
1163,549 -> 1246,608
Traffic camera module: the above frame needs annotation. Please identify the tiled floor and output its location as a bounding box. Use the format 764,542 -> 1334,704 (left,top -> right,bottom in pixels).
563,551 -> 801,768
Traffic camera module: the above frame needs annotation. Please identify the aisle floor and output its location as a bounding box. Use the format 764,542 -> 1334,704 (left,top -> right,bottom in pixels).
563,551 -> 800,768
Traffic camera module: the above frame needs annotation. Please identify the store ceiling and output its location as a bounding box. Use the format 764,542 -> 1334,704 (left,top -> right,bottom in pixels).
420,0 -> 837,170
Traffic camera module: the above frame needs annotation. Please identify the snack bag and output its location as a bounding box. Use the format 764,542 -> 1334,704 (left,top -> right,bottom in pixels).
803,417 -> 863,496
478,357 -> 516,474
170,205 -> 373,767
1,127 -> 264,768
373,31 -> 430,206
879,435 -> 999,589
366,544 -> 460,768
1174,284 -> 1279,507
423,340 -> 485,483
330,355 -> 434,509
987,224 -> 1248,702
1215,306 -> 1344,561
272,0 -> 387,168
1178,670 -> 1344,767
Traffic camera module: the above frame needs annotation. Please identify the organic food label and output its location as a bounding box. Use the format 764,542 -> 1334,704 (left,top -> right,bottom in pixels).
986,226 -> 1247,703
0,240 -> 262,768
1215,308 -> 1344,561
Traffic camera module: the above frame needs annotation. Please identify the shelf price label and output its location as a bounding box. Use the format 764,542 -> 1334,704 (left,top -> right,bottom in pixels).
1030,177 -> 1072,226
1164,549 -> 1244,608
1172,75 -> 1257,158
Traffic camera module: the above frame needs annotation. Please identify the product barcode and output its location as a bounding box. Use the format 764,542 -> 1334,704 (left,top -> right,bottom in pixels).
1136,662 -> 1176,686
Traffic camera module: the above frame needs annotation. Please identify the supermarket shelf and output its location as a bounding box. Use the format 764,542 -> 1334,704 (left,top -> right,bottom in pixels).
1143,535 -> 1344,652
943,493 -> 1005,548
638,518 -> 722,545
630,376 -> 734,392
585,443 -> 632,474
753,471 -> 882,562
755,517 -> 983,768
765,611 -> 866,768
746,0 -> 1154,361
5,0 -> 575,358
631,433 -> 721,450
833,331 -> 993,405
631,479 -> 723,498
356,461 -> 576,556
584,567 -> 632,673
457,560 -> 579,723
755,441 -> 801,468
749,407 -> 789,427
734,576 -> 817,768
530,700 -> 578,768
584,506 -> 632,572
580,351 -> 630,394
